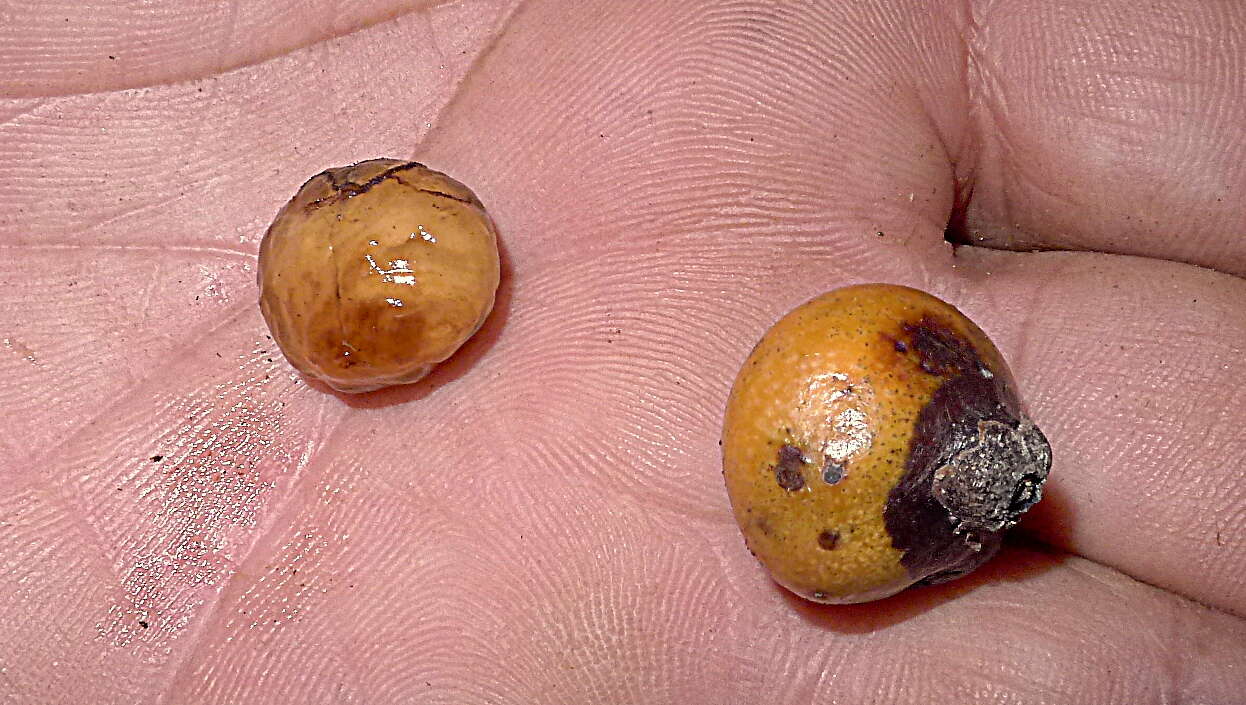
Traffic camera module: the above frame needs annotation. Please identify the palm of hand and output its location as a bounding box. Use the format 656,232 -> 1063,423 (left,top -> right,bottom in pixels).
1,1 -> 1244,703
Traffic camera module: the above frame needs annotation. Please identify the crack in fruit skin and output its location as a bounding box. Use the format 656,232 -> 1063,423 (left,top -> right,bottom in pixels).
257,159 -> 500,393
721,284 -> 1052,604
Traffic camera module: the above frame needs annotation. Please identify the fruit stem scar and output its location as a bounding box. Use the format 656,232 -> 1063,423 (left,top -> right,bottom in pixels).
884,315 -> 1051,584
932,419 -> 1051,533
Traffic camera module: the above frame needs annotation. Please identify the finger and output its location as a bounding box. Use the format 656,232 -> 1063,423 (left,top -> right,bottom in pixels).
952,0 -> 1246,275
947,246 -> 1246,616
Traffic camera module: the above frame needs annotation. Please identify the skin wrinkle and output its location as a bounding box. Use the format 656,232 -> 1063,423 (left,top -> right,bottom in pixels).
0,99 -> 49,128
217,0 -> 240,78
1004,254 -> 1058,383
0,242 -> 255,260
911,93 -> 962,229
408,0 -> 528,147
953,0 -> 986,205
4,310 -> 303,653
60,336 -> 305,610
937,2 -> 1002,224
9,303 -> 255,477
22,185 -> 209,246
1157,602 -> 1188,705
0,2 -> 463,99
14,476 -> 126,598
421,9 -> 448,68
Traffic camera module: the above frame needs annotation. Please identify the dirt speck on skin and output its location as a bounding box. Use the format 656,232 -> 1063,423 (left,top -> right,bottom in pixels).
2,336 -> 38,365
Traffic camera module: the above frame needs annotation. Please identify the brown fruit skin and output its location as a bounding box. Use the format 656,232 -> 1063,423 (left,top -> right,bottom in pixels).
721,284 -> 1051,604
258,159 -> 500,393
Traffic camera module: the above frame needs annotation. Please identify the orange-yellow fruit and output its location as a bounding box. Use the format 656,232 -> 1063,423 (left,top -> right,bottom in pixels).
258,159 -> 500,393
722,284 -> 1050,603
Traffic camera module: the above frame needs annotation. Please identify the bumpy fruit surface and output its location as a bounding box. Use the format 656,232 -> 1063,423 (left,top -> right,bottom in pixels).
258,159 -> 500,393
722,284 -> 1051,603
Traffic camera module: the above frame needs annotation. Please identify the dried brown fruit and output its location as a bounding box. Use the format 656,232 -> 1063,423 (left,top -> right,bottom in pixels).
258,159 -> 500,393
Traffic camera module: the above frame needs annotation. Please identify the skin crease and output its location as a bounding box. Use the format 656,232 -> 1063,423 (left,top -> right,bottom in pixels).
0,1 -> 1243,704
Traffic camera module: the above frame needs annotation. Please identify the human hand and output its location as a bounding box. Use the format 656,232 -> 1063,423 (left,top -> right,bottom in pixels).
1,1 -> 1243,702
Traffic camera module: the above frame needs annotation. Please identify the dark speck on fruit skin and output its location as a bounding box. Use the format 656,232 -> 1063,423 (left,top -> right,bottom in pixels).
822,458 -> 845,485
817,530 -> 840,550
754,515 -> 774,536
774,444 -> 806,491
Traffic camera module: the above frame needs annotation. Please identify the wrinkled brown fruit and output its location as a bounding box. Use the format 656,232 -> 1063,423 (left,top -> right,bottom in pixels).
258,159 -> 500,393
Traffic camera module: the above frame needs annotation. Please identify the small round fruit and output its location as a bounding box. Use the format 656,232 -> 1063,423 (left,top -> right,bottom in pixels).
258,159 -> 500,393
721,284 -> 1051,604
